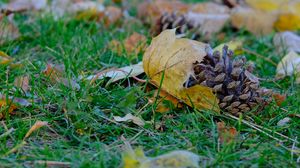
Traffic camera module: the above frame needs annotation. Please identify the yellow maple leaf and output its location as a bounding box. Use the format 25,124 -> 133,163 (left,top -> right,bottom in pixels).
143,29 -> 219,112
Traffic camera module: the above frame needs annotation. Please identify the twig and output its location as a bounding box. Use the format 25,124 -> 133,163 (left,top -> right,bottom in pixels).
33,160 -> 71,167
225,114 -> 283,142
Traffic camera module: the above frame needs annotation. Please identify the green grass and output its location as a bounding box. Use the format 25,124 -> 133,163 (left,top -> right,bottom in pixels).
1,3 -> 300,168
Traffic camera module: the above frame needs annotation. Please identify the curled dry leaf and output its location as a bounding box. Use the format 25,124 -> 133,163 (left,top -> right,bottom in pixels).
217,121 -> 238,144
274,32 -> 300,53
276,51 -> 300,83
113,113 -> 145,126
143,29 -> 219,112
138,0 -> 189,25
123,146 -> 200,168
24,120 -> 48,139
86,62 -> 144,83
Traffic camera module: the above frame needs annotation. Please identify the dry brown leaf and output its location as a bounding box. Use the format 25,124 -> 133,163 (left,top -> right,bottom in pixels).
3,0 -> 47,12
43,64 -> 80,89
113,113 -> 145,126
24,121 -> 48,139
186,12 -> 230,39
110,32 -> 147,55
272,93 -> 286,106
124,32 -> 147,55
0,19 -> 20,45
274,32 -> 300,53
14,76 -> 30,92
230,6 -> 277,35
276,51 -> 300,83
217,121 -> 238,143
102,6 -> 122,26
86,62 -> 144,83
148,89 -> 183,113
137,0 -> 189,25
143,29 -> 219,112
190,2 -> 230,14
0,99 -> 17,119
50,0 -> 105,19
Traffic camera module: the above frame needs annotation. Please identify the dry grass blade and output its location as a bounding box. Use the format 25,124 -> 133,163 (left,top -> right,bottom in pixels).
24,121 -> 48,140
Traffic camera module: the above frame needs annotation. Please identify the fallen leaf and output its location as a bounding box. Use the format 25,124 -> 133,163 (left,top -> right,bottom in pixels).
138,0 -> 189,25
272,93 -> 286,106
123,147 -> 200,168
190,2 -> 230,14
24,120 -> 48,139
50,0 -> 105,19
43,64 -> 80,89
3,0 -> 47,12
0,51 -> 14,65
276,51 -> 300,83
277,117 -> 291,126
14,76 -> 30,92
102,6 -> 122,26
274,32 -> 300,53
114,113 -> 145,126
0,99 -> 17,119
274,13 -> 300,32
110,32 -> 147,55
148,89 -> 183,113
0,20 -> 20,45
230,6 -> 277,35
217,121 -> 238,143
186,12 -> 230,38
86,62 -> 144,83
124,32 -> 147,55
143,29 -> 219,112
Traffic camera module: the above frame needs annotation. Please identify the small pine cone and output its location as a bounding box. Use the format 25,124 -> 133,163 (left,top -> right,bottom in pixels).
153,12 -> 201,40
184,45 -> 271,116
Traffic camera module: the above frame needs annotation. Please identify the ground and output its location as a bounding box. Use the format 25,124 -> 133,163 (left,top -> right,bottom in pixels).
0,0 -> 300,167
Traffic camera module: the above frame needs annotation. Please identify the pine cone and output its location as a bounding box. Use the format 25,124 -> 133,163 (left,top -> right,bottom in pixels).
184,45 -> 271,115
153,12 -> 201,40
